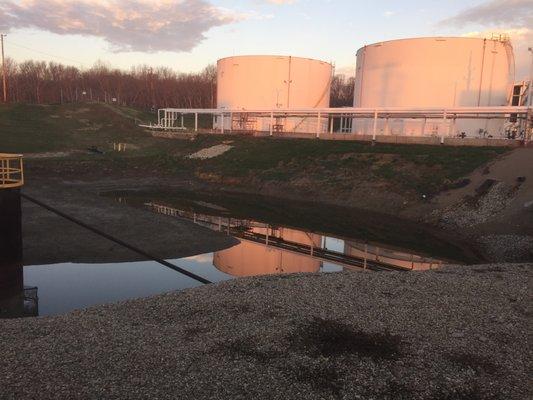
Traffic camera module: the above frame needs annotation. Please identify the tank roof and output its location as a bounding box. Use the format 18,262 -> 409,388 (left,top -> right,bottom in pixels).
356,35 -> 513,54
217,55 -> 332,65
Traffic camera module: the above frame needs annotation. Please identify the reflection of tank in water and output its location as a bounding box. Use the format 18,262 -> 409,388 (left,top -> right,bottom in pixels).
343,241 -> 442,271
214,227 -> 323,276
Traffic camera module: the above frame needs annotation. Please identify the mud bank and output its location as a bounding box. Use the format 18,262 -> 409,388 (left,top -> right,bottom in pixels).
21,180 -> 238,266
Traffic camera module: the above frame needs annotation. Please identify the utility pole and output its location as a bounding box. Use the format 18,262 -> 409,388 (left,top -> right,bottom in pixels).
527,47 -> 533,143
1,34 -> 7,103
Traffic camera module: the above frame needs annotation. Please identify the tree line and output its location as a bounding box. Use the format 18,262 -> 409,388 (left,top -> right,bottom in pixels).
0,58 -> 355,109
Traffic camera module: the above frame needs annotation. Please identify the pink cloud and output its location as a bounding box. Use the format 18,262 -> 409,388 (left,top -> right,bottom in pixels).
0,0 -> 241,53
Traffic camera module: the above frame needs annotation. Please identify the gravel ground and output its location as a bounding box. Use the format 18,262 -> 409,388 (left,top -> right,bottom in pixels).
476,235 -> 533,262
438,182 -> 515,229
0,263 -> 530,400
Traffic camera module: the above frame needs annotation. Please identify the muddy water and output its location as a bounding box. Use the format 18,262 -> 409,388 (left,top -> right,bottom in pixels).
1,189 -> 474,318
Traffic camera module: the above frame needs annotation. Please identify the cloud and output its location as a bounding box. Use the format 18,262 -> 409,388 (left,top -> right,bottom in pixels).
383,11 -> 395,18
437,0 -> 532,79
0,0 -> 241,53
265,0 -> 296,4
462,28 -> 533,80
439,0 -> 532,28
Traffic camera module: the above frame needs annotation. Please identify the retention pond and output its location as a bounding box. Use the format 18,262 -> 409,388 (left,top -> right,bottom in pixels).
2,189 -> 478,318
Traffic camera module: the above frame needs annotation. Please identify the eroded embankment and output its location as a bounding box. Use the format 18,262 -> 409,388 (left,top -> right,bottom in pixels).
427,148 -> 533,262
0,264 -> 530,400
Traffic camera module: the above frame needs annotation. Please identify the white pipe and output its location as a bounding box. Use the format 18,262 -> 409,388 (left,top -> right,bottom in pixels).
441,110 -> 447,144
159,106 -> 528,115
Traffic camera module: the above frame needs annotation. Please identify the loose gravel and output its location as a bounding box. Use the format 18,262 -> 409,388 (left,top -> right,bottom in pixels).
0,264 -> 530,399
188,144 -> 233,159
438,182 -> 515,229
476,235 -> 533,262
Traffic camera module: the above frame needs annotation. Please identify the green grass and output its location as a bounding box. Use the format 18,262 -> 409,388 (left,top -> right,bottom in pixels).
193,136 -> 506,194
0,103 -> 509,196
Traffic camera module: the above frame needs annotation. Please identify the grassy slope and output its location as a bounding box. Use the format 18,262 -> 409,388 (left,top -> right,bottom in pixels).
0,103 -> 508,197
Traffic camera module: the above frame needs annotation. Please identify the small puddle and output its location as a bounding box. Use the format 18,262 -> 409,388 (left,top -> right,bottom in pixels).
1,189 -> 473,318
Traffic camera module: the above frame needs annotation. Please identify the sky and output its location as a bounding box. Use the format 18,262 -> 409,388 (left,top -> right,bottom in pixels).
0,0 -> 531,79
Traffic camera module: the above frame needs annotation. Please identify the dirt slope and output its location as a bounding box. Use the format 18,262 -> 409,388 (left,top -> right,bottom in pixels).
426,148 -> 533,261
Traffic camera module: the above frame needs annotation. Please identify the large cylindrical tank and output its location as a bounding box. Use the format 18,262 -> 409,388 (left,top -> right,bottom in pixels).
353,37 -> 515,137
216,55 -> 332,133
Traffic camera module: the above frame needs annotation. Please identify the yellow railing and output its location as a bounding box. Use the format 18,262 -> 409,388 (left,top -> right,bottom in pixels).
0,153 -> 24,189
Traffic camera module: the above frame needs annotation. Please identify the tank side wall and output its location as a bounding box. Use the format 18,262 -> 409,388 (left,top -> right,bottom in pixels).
352,38 -> 515,137
216,56 -> 332,133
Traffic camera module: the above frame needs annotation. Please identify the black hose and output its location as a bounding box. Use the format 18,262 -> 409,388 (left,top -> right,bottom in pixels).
21,193 -> 212,284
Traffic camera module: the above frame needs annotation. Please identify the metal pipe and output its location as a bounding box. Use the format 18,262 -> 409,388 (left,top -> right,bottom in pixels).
477,39 -> 487,107
372,110 -> 378,141
441,110 -> 447,144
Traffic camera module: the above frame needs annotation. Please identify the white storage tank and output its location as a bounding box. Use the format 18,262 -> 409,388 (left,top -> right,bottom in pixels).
352,36 -> 515,137
216,55 -> 332,133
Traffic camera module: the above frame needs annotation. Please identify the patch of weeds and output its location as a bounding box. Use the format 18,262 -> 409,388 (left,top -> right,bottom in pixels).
261,169 -> 291,181
376,163 -> 396,180
290,317 -> 402,360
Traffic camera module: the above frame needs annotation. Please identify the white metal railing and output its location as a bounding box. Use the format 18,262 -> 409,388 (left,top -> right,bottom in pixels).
149,106 -> 531,142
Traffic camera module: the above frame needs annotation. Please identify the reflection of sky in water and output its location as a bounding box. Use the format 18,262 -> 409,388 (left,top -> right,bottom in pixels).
323,237 -> 344,253
23,254 -> 232,316
24,250 -> 345,316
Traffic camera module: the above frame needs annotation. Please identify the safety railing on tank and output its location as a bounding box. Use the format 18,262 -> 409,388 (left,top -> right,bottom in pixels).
0,153 -> 24,189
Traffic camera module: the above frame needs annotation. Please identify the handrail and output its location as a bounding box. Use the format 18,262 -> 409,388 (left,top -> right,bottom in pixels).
0,153 -> 24,189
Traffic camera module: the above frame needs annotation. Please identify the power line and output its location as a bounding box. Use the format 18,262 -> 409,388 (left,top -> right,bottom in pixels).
8,40 -> 84,66
1,34 -> 7,102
